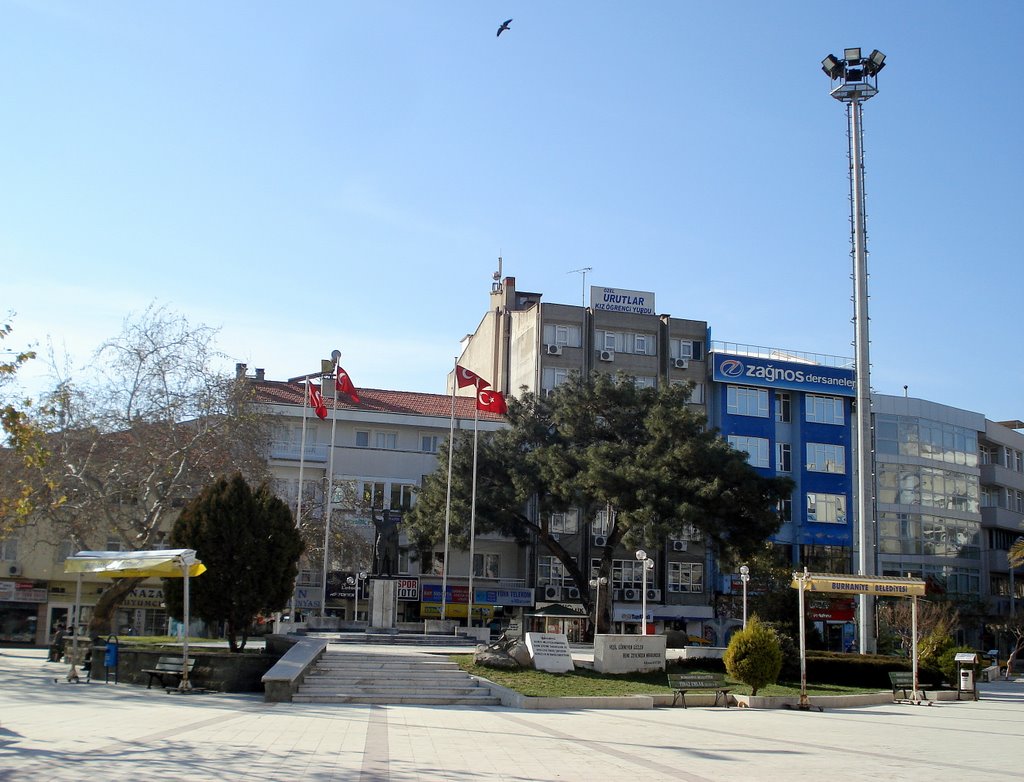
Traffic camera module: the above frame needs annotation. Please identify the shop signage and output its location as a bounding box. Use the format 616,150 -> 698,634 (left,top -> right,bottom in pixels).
293,586 -> 323,611
792,574 -> 926,596
121,587 -> 165,609
421,584 -> 469,603
712,353 -> 855,397
590,286 -> 656,316
472,587 -> 534,607
807,597 -> 856,621
0,580 -> 47,603
420,603 -> 494,620
396,577 -> 419,601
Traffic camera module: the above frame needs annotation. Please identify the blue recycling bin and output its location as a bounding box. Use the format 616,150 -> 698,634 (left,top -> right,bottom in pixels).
103,635 -> 119,683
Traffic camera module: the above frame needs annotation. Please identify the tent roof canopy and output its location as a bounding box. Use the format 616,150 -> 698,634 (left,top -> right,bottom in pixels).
528,603 -> 588,618
64,549 -> 206,579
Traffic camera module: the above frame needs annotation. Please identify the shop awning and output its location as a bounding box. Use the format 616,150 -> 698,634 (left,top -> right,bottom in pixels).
64,549 -> 206,579
528,603 -> 588,618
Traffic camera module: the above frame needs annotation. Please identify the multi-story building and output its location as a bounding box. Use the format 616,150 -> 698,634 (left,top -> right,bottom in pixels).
456,276 -> 714,637
978,419 -> 1024,621
707,342 -> 857,649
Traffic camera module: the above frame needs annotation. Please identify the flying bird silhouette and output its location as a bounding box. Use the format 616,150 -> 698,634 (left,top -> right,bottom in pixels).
497,19 -> 512,37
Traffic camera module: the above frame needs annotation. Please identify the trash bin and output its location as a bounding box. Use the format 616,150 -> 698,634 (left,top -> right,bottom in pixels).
960,668 -> 974,692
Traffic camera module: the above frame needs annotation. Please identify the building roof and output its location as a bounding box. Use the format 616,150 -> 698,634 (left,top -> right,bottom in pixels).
251,380 -> 506,421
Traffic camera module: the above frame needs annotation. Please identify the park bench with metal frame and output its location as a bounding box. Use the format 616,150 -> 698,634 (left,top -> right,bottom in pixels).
141,656 -> 196,690
667,672 -> 731,708
888,671 -> 931,700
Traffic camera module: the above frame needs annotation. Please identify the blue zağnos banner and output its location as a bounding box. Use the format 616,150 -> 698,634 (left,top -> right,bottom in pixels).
712,353 -> 855,397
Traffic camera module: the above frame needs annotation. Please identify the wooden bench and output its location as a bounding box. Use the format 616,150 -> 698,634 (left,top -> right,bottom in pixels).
888,671 -> 931,700
668,672 -> 731,708
142,656 -> 196,690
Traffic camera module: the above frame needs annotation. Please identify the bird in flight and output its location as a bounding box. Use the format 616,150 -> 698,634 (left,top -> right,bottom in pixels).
497,19 -> 512,37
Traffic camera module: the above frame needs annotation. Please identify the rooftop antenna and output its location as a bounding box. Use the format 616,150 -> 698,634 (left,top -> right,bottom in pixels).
567,266 -> 592,307
492,253 -> 503,292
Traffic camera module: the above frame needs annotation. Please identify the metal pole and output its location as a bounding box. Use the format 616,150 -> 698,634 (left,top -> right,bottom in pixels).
181,558 -> 191,690
322,356 -> 340,619
467,403 -> 480,627
849,95 -> 876,654
911,593 -> 920,703
641,564 -> 648,636
441,357 -> 458,624
797,568 -> 809,709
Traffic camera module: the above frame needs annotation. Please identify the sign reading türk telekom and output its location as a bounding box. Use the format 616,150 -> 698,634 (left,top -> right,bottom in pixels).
590,286 -> 656,316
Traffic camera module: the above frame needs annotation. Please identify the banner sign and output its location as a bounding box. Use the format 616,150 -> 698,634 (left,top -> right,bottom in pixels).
121,586 -> 165,609
792,574 -> 926,596
472,587 -> 534,607
590,286 -> 656,316
420,584 -> 469,604
712,353 -> 855,397
807,597 -> 856,621
396,577 -> 419,601
293,586 -> 323,611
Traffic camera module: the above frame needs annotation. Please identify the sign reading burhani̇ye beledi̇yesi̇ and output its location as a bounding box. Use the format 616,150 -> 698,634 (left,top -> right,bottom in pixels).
712,353 -> 855,396
590,286 -> 656,316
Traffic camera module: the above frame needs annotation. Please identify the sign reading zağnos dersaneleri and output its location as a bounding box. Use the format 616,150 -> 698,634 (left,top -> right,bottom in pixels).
590,286 -> 656,316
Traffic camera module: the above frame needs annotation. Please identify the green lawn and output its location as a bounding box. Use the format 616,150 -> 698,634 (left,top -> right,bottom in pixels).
451,655 -> 878,698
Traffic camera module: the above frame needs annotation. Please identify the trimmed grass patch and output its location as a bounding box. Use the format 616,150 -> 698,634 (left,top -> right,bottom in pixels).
452,655 -> 880,698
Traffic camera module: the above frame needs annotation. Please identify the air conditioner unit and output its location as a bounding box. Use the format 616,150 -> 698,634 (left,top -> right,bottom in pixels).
546,344 -> 563,356
598,349 -> 614,362
7,564 -> 22,577
671,540 -> 688,552
672,358 -> 689,369
566,587 -> 581,600
623,588 -> 640,601
646,589 -> 662,601
543,584 -> 562,601
592,535 -> 608,548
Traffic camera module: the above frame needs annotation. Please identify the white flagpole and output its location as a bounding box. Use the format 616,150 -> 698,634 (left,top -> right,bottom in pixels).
467,394 -> 480,628
322,356 -> 340,619
441,357 -> 458,624
289,377 -> 311,624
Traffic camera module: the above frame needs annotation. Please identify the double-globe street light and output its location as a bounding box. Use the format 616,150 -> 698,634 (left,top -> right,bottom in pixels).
739,565 -> 750,629
635,550 -> 655,636
589,576 -> 608,635
347,571 -> 367,625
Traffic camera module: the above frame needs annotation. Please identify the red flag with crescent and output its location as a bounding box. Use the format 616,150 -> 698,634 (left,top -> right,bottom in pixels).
476,388 -> 508,414
336,365 -> 360,403
455,365 -> 490,389
308,384 -> 328,419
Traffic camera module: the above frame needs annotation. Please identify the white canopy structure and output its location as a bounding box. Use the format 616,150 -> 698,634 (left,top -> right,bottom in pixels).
63,549 -> 205,688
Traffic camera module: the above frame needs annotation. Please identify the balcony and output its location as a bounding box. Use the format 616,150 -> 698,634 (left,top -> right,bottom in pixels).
269,441 -> 328,462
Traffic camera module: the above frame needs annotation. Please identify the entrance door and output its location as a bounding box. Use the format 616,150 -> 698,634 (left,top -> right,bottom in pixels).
46,604 -> 73,643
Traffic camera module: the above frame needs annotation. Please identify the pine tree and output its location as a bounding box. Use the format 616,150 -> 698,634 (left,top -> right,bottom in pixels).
723,616 -> 783,695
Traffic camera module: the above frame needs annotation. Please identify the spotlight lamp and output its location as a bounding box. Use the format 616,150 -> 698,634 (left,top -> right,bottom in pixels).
821,54 -> 843,79
866,49 -> 886,75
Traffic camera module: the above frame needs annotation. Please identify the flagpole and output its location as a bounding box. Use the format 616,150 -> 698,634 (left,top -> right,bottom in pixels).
467,399 -> 480,628
321,355 -> 340,620
441,357 -> 457,625
290,377 -> 311,624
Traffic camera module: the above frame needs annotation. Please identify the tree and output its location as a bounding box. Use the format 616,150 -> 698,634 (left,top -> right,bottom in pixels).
0,316 -> 53,531
164,473 -> 304,651
1,304 -> 271,635
406,372 -> 793,633
876,597 -> 959,659
990,610 -> 1024,679
723,616 -> 783,695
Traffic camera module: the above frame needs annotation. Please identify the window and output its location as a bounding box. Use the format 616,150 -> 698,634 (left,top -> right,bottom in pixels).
806,493 -> 847,524
779,499 -> 793,522
538,555 -> 572,585
670,338 -> 704,361
362,481 -> 386,510
775,392 -> 791,423
668,562 -> 703,593
593,507 -> 615,536
473,553 -> 500,579
632,375 -> 657,390
671,523 -> 702,542
542,366 -> 571,394
686,382 -> 705,404
595,330 -> 657,356
543,323 -> 582,348
805,395 -> 845,425
776,442 -> 792,472
728,435 -> 769,468
727,386 -> 769,418
355,430 -> 370,447
806,443 -> 846,474
0,538 -> 18,561
549,510 -> 579,534
420,434 -> 439,453
375,432 -> 397,449
389,483 -> 416,511
612,559 -> 653,590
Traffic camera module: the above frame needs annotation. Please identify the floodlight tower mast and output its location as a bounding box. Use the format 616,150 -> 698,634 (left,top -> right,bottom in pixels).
821,47 -> 886,654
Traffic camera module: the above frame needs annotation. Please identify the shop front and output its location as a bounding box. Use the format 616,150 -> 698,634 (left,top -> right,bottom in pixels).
0,579 -> 46,644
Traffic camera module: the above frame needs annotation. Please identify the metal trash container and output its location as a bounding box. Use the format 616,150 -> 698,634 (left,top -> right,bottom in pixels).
960,668 -> 974,692
955,651 -> 979,701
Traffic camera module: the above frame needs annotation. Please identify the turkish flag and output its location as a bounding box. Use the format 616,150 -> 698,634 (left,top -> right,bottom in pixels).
477,388 -> 508,414
309,384 -> 328,419
455,365 -> 490,389
336,365 -> 360,403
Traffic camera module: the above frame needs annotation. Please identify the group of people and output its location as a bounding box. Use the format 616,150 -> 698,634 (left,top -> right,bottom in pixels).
47,621 -> 67,662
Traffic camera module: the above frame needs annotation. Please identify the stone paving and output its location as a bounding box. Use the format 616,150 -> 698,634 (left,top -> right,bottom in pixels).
2,645 -> 1022,781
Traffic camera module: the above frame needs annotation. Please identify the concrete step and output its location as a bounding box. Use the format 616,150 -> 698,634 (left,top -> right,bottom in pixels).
292,692 -> 501,705
298,683 -> 487,696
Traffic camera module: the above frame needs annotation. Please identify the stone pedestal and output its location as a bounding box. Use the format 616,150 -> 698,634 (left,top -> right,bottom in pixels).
368,579 -> 398,631
593,634 -> 666,674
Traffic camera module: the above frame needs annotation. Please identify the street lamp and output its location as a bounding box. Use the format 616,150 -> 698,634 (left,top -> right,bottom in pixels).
822,46 -> 886,654
636,550 -> 655,636
589,576 -> 608,637
739,565 -> 750,629
347,571 -> 367,625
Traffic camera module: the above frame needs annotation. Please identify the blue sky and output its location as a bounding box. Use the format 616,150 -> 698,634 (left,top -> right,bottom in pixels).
3,2 -> 1022,421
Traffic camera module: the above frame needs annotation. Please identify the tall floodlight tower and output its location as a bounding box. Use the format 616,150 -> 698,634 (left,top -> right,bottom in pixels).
822,47 -> 886,653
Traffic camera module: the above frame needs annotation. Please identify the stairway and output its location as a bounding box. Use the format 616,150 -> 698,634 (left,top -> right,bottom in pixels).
293,650 -> 501,706
331,631 -> 481,648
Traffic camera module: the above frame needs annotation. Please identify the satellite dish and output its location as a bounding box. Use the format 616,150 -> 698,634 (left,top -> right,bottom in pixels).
331,350 -> 342,362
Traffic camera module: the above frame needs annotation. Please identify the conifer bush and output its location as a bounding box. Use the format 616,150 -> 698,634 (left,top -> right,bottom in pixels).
723,616 -> 783,695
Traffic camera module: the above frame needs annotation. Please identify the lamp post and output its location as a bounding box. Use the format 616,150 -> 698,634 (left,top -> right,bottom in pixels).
589,576 -> 608,637
347,571 -> 367,625
822,46 -> 886,654
636,550 -> 655,636
739,565 -> 750,629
